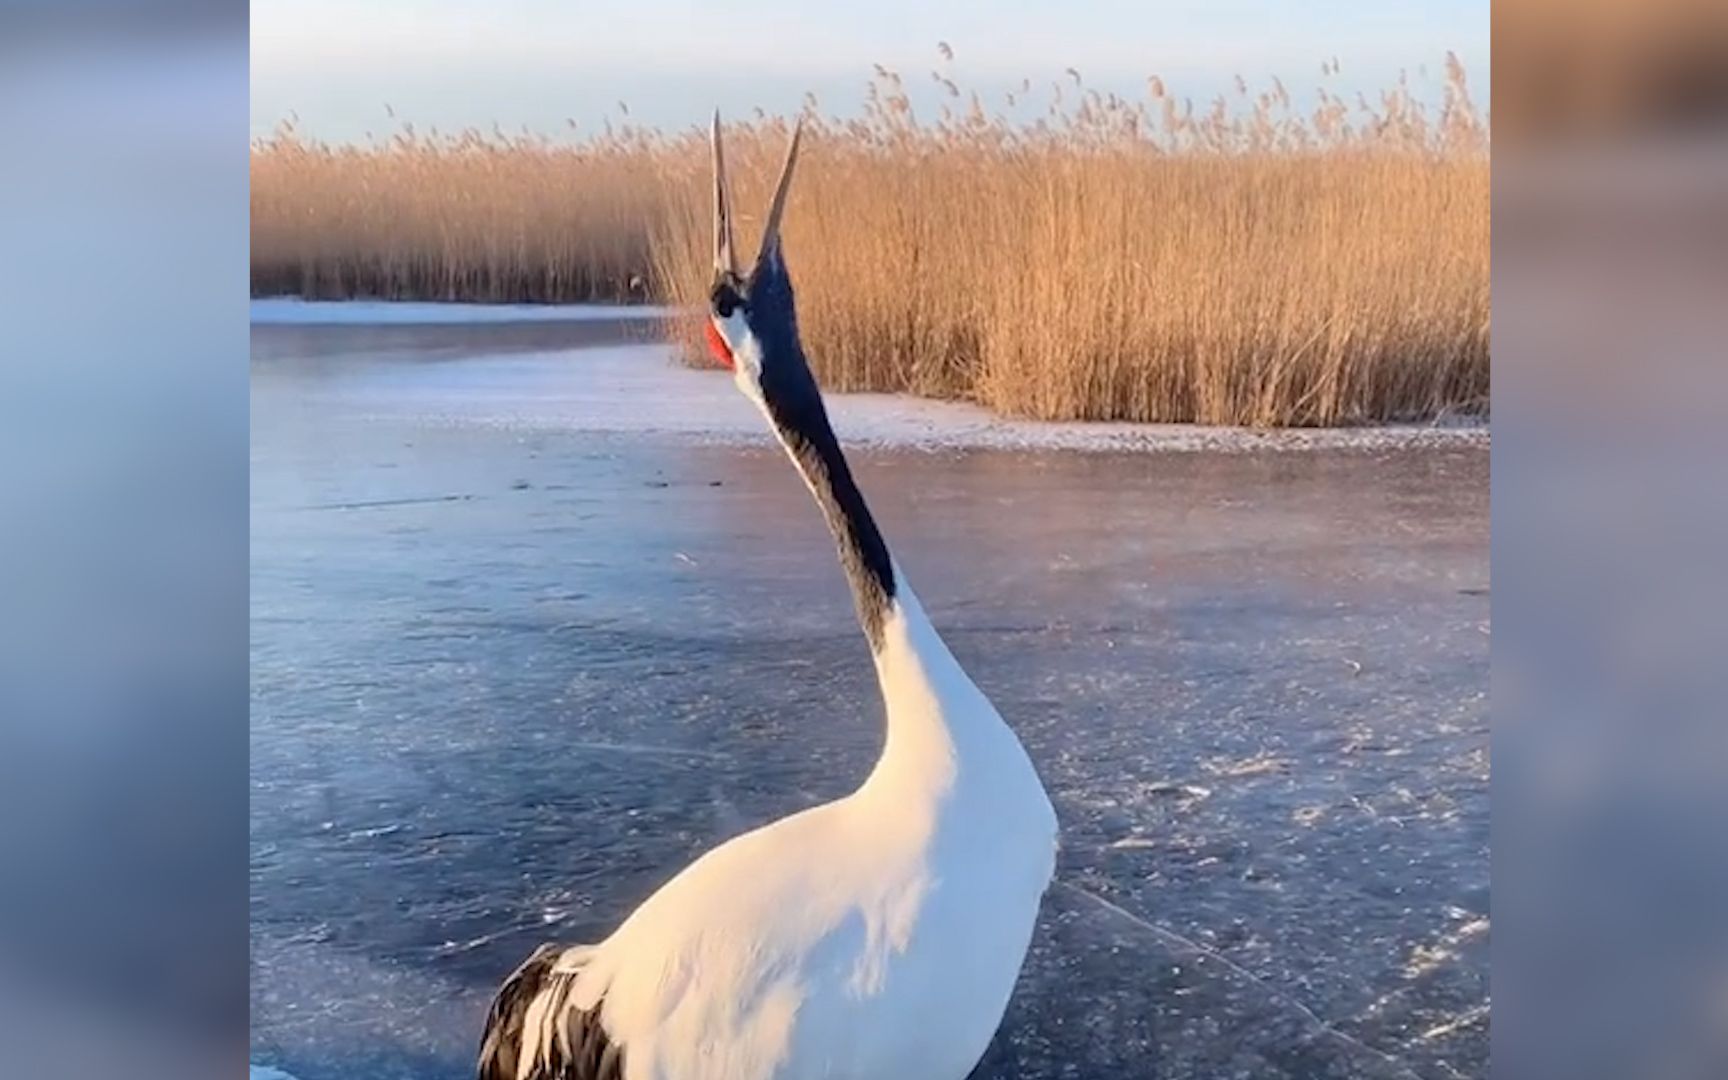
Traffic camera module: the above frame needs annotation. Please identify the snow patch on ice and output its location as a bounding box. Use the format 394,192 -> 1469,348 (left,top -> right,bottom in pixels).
349,344 -> 1489,455
251,298 -> 678,325
250,1066 -> 299,1080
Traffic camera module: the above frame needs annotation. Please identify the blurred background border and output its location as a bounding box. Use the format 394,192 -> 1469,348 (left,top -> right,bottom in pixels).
1493,1 -> 1728,1078
0,5 -> 248,1080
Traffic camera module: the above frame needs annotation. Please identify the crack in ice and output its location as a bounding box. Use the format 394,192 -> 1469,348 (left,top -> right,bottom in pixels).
1054,879 -> 1425,1080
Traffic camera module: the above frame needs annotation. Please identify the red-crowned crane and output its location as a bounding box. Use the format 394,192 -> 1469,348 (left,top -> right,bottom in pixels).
476,115 -> 1057,1080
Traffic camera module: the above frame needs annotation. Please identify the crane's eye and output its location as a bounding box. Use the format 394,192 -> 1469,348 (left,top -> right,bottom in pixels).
711,282 -> 744,319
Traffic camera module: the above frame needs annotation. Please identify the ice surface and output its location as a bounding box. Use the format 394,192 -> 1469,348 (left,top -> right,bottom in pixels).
250,298 -> 678,325
251,299 -> 1485,454
251,317 -> 1488,1079
278,344 -> 1486,456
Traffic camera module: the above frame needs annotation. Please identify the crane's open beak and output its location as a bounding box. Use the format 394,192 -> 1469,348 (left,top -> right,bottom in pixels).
711,113 -> 804,281
711,111 -> 738,280
755,116 -> 802,269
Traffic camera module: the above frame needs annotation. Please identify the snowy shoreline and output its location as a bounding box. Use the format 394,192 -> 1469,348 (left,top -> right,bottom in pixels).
250,298 -> 678,325
253,301 -> 1488,455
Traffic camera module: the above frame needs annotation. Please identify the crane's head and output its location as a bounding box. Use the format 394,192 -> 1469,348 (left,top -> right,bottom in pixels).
705,114 -> 805,406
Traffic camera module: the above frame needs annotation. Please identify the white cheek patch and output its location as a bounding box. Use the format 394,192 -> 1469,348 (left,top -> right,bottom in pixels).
717,309 -> 768,407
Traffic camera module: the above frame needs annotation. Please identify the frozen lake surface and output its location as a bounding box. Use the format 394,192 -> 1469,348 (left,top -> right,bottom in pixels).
250,298 -> 680,325
251,312 -> 1488,1080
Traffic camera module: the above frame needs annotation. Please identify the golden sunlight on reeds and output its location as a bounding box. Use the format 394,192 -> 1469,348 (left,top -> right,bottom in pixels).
251,120 -> 668,302
251,57 -> 1489,426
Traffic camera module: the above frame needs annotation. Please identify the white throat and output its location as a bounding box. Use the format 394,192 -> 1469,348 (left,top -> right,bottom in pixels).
861,576 -> 1041,812
715,310 -> 768,412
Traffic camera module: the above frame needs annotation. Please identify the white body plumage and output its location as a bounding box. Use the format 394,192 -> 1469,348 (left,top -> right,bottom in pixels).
529,585 -> 1056,1080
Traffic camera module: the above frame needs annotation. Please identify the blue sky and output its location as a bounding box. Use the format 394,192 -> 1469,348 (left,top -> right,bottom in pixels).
251,0 -> 1489,141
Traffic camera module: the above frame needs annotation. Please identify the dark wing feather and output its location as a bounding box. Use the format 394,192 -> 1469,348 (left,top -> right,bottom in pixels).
476,943 -> 624,1080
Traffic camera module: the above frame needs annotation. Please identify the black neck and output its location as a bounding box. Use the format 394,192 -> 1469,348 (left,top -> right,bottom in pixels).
758,352 -> 897,651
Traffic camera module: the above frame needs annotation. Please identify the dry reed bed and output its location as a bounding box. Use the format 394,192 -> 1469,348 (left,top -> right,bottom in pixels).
252,59 -> 1488,425
251,122 -> 669,302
